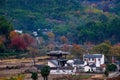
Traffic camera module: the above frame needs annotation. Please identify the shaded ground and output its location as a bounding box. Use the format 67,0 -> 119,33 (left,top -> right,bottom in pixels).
107,75 -> 120,80
108,71 -> 120,78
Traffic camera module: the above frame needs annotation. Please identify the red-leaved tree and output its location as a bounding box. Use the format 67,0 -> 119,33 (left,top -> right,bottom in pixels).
9,36 -> 27,52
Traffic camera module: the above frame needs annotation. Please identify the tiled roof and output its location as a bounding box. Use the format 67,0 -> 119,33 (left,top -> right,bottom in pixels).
47,51 -> 70,56
74,60 -> 84,64
84,54 -> 102,58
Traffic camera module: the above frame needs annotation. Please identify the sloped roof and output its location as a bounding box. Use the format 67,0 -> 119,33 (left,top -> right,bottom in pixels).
84,54 -> 102,58
74,59 -> 84,65
47,51 -> 70,56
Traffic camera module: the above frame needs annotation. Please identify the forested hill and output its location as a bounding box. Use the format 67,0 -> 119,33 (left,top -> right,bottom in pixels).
0,0 -> 120,44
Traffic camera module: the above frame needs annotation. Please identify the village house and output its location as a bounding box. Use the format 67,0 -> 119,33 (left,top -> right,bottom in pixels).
83,54 -> 105,72
83,54 -> 105,67
47,51 -> 75,74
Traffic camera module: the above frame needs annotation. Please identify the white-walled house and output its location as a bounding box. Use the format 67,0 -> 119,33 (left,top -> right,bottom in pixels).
83,54 -> 105,67
83,54 -> 105,72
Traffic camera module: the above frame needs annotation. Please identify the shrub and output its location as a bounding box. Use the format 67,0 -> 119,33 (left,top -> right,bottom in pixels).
106,64 -> 117,71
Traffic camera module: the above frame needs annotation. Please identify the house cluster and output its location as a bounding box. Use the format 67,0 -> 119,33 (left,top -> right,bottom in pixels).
47,51 -> 106,74
68,54 -> 105,72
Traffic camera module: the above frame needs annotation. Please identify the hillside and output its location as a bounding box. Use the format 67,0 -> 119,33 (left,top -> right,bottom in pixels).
0,0 -> 120,44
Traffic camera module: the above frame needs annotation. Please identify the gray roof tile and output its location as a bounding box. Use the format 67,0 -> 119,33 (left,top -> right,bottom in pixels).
84,54 -> 102,58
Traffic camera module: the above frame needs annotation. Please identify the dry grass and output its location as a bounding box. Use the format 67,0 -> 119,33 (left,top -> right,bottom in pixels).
0,56 -> 48,79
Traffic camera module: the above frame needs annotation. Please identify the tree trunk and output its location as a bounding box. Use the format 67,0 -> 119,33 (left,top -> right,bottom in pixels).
43,77 -> 45,80
32,53 -> 36,66
46,76 -> 48,80
43,76 -> 48,80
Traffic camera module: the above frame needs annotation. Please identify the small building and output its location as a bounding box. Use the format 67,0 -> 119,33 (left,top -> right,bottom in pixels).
47,51 -> 70,68
47,51 -> 76,74
73,59 -> 85,67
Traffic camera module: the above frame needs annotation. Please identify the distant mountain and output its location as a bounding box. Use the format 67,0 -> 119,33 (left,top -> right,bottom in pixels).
0,0 -> 120,44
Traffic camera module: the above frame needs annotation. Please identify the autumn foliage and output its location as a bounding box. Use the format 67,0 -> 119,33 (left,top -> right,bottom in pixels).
9,32 -> 35,52
9,30 -> 19,39
109,45 -> 120,57
9,36 -> 27,51
71,44 -> 85,58
60,36 -> 68,44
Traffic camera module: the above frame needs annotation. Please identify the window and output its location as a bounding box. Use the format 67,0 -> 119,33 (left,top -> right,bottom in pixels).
89,58 -> 91,61
89,69 -> 91,72
92,58 -> 94,61
98,58 -> 100,61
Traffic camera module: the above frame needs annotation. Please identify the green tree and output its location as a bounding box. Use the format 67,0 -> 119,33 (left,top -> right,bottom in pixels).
0,16 -> 14,52
0,16 -> 14,38
92,42 -> 111,56
0,0 -> 6,8
0,42 -> 6,53
107,17 -> 120,43
106,64 -> 117,71
31,72 -> 38,80
40,65 -> 50,80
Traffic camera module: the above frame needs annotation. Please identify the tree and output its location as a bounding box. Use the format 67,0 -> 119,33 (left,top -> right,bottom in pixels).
71,44 -> 85,58
0,36 -> 6,52
109,45 -> 120,57
0,16 -> 14,38
62,44 -> 70,52
106,64 -> 117,71
46,43 -> 55,51
60,36 -> 68,44
27,47 -> 39,66
0,41 -> 6,53
9,36 -> 27,52
92,42 -> 111,56
0,0 -> 6,8
21,33 -> 35,47
107,17 -> 120,43
0,16 -> 14,52
31,72 -> 38,80
41,65 -> 50,80
23,34 -> 39,66
47,32 -> 55,43
9,30 -> 19,39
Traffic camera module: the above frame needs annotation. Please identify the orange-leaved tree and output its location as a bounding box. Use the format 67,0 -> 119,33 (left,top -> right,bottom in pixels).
60,36 -> 68,44
109,44 -> 120,58
71,44 -> 85,58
